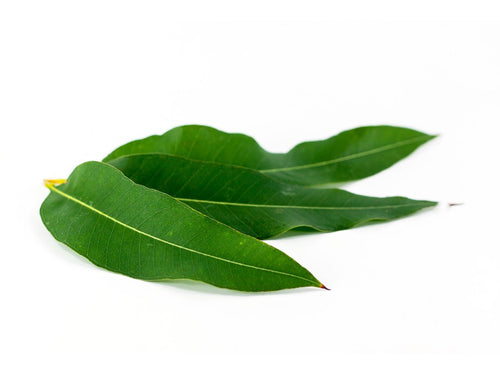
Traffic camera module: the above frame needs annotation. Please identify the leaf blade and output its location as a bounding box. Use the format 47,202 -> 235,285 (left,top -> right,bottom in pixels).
103,125 -> 435,186
108,154 -> 437,239
40,162 -> 323,291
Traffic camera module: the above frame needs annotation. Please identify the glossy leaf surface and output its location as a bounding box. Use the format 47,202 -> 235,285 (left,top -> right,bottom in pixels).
103,125 -> 435,186
109,154 -> 437,239
40,162 -> 323,291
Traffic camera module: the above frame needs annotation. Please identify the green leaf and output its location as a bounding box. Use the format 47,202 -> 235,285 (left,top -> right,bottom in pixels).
40,162 -> 324,292
103,125 -> 436,186
108,154 -> 437,239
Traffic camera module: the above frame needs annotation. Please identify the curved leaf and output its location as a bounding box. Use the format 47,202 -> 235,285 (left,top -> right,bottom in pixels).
40,162 -> 324,292
103,125 -> 435,186
108,154 -> 437,239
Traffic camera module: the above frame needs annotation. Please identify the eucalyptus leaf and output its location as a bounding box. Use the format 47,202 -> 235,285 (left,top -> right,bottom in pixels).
108,154 -> 437,239
40,162 -> 324,292
103,125 -> 435,186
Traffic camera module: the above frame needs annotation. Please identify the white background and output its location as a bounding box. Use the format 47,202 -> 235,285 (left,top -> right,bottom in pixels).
1,1 -> 499,374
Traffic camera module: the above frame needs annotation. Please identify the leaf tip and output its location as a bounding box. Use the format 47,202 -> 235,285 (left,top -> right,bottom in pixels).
320,284 -> 330,291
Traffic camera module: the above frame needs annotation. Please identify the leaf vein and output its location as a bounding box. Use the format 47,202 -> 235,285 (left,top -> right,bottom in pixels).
260,135 -> 431,173
47,184 -> 317,285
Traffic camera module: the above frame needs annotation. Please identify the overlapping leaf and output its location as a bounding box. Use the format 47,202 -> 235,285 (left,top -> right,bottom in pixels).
103,124 -> 435,186
40,162 -> 324,291
109,154 -> 437,239
41,124 -> 437,292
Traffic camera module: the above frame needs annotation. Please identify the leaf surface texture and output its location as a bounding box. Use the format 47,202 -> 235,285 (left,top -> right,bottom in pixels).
109,154 -> 437,239
103,125 -> 435,186
40,162 -> 323,291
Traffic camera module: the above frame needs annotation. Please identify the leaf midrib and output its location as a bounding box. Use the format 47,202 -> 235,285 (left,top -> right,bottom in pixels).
178,197 -> 431,210
260,135 -> 432,173
47,184 -> 318,286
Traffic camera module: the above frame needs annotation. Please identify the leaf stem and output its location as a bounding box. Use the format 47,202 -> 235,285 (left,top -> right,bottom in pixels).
44,179 -> 67,189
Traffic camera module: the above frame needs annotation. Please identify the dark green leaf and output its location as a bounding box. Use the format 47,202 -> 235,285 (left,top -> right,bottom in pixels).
108,154 -> 437,239
103,125 -> 436,186
40,162 -> 324,292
